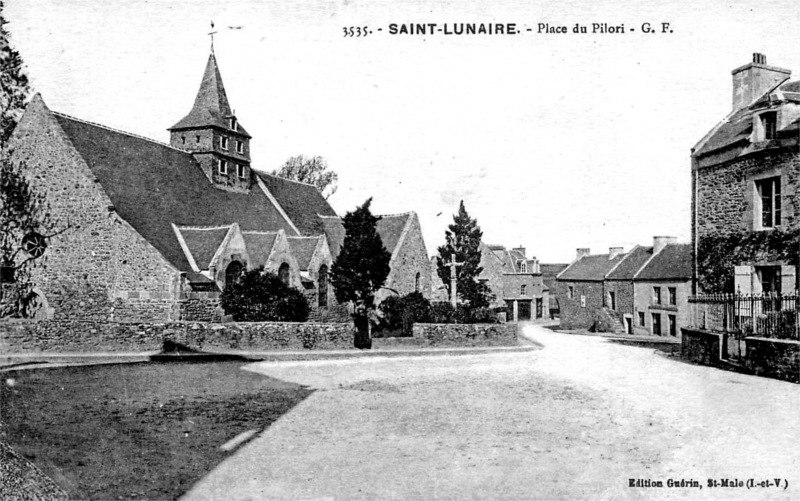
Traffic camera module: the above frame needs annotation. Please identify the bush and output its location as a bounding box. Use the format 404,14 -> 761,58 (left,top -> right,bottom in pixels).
378,291 -> 433,336
431,302 -> 456,324
220,267 -> 310,322
429,302 -> 499,324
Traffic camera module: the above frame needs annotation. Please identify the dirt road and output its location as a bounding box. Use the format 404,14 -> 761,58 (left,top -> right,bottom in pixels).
183,325 -> 800,500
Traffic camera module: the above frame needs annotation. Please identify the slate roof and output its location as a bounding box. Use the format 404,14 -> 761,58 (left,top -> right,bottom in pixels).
635,244 -> 692,281
606,246 -> 653,280
54,113 -> 297,272
320,213 -> 412,259
169,53 -> 250,136
175,226 -> 231,269
557,253 -> 626,281
242,231 -> 279,267
288,236 -> 320,270
258,173 -> 338,235
694,78 -> 800,158
541,263 -> 568,291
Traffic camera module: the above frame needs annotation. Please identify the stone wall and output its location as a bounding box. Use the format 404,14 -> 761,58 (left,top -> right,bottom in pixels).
9,97 -> 183,323
746,337 -> 800,383
681,328 -> 722,367
555,280 -> 604,329
412,322 -> 517,347
0,319 -> 355,353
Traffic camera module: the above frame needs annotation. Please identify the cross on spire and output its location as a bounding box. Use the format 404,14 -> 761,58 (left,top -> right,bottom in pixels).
209,20 -> 218,53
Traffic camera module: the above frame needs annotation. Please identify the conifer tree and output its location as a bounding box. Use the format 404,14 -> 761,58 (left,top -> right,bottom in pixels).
330,198 -> 391,348
1,1 -> 31,145
436,201 -> 494,308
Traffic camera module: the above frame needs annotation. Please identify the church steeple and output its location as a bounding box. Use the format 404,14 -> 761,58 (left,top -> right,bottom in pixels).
169,52 -> 252,192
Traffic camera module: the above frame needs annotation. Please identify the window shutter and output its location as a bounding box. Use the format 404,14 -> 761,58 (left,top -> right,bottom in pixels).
734,265 -> 754,294
780,265 -> 796,294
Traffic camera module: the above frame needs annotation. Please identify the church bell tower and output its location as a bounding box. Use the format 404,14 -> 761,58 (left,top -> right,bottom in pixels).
168,52 -> 252,192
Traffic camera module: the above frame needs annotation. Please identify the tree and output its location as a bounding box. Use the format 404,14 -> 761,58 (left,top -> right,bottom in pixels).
220,267 -> 310,322
436,201 -> 494,308
1,1 -> 31,145
271,155 -> 338,199
330,198 -> 391,348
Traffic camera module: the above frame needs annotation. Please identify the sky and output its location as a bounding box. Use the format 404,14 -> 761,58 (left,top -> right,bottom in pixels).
5,0 -> 800,263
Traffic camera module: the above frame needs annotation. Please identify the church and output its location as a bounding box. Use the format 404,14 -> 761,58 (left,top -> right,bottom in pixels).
7,51 -> 432,322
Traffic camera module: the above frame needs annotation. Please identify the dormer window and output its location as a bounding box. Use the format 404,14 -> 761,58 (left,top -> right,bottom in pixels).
220,136 -> 229,150
236,140 -> 243,154
757,111 -> 778,141
217,159 -> 228,175
236,164 -> 247,179
519,261 -> 527,273
229,117 -> 237,131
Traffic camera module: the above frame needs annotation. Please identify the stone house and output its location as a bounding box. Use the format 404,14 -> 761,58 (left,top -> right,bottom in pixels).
555,248 -> 628,330
6,51 -> 431,322
490,246 -> 549,321
692,52 -> 799,294
631,241 -> 692,337
604,245 -> 654,333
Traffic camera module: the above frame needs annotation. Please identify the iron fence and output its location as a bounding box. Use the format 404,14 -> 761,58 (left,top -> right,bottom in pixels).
688,292 -> 799,340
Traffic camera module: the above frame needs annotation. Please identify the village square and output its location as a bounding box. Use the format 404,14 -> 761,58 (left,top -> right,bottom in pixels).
0,1 -> 799,500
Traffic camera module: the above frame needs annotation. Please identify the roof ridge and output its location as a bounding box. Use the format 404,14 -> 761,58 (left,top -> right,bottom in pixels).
241,230 -> 280,235
52,111 -> 188,154
317,214 -> 342,219
258,172 -> 321,189
175,224 -> 235,231
287,235 -> 321,240
377,211 -> 413,218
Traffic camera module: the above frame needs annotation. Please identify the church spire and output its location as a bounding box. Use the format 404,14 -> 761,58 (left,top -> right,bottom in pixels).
169,52 -> 252,192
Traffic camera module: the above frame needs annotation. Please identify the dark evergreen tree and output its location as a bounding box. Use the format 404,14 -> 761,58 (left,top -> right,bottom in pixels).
436,200 -> 494,308
220,267 -> 310,322
1,1 -> 31,145
330,198 -> 391,348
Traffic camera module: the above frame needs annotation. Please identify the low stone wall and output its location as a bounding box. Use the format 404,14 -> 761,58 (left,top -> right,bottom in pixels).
681,328 -> 722,367
746,337 -> 800,384
412,323 -> 518,347
0,320 -> 355,354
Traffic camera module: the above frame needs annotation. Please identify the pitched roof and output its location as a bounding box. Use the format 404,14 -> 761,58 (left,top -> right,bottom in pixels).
635,244 -> 692,281
319,213 -> 412,259
169,53 -> 250,136
242,231 -> 279,267
557,253 -> 626,281
54,113 -> 296,272
694,78 -> 800,158
257,173 -> 338,235
606,246 -> 653,280
287,236 -> 320,270
175,225 -> 231,269
540,263 -> 568,291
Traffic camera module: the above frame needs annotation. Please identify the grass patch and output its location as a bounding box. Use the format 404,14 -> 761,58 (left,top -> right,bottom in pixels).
0,361 -> 313,500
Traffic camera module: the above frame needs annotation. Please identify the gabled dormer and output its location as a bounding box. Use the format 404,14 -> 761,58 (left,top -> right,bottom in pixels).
169,52 -> 252,192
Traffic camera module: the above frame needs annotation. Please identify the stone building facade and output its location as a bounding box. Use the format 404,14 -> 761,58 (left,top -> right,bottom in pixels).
692,53 -> 799,294
6,51 -> 432,322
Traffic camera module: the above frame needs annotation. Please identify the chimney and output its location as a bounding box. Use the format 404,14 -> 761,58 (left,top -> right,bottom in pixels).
653,236 -> 677,255
609,247 -> 624,259
512,246 -> 526,258
731,53 -> 790,111
576,248 -> 590,260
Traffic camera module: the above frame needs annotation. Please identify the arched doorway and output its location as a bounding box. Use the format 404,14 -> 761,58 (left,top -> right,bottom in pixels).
318,265 -> 329,307
278,262 -> 290,286
225,260 -> 244,287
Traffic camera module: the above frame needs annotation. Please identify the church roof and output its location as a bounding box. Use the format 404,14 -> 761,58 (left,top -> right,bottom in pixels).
242,231 -> 279,268
320,212 -> 413,260
257,173 -> 338,234
169,53 -> 250,136
53,112 -> 297,272
174,225 -> 231,270
287,236 -> 321,270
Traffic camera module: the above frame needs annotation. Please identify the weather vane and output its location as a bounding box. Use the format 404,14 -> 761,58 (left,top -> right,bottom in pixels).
209,20 -> 217,53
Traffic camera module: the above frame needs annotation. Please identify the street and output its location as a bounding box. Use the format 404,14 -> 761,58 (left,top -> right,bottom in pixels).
183,324 -> 800,500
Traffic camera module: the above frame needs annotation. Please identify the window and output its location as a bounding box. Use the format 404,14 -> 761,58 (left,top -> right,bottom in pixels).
236,164 -> 247,179
568,286 -> 574,299
580,295 -> 586,308
220,136 -> 229,150
653,286 -> 662,305
217,159 -> 228,175
638,312 -> 645,326
318,265 -> 328,307
519,261 -> 527,273
520,285 -> 527,296
195,135 -> 200,143
756,176 -> 781,228
229,117 -> 237,131
236,140 -> 244,154
278,263 -> 290,286
760,112 -> 777,140
415,272 -> 421,292
652,313 -> 662,336
668,315 -> 677,337
756,266 -> 782,294
608,291 -> 616,310
668,287 -> 676,306
225,260 -> 243,286
181,135 -> 186,145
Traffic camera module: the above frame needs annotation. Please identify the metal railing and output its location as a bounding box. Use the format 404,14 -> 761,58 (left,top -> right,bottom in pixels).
688,292 -> 799,340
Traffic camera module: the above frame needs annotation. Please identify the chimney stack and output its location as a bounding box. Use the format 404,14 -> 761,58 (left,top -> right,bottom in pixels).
653,236 -> 677,255
609,247 -> 624,259
731,53 -> 790,111
576,248 -> 590,260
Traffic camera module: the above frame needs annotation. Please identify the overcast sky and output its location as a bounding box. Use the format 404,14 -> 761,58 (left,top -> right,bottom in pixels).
6,0 -> 800,262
